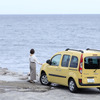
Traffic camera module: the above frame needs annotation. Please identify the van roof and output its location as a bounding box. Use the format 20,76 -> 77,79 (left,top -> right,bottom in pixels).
65,48 -> 100,54
56,48 -> 100,55
55,50 -> 100,57
83,50 -> 100,53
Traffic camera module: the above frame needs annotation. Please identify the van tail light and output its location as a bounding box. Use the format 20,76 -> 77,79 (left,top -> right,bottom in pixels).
79,54 -> 83,74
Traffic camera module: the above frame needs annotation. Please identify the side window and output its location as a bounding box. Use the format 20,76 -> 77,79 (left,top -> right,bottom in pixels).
62,55 -> 70,67
70,56 -> 78,68
51,55 -> 61,66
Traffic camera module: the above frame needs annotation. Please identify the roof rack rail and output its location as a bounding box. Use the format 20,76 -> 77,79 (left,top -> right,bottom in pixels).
65,48 -> 84,53
86,48 -> 100,52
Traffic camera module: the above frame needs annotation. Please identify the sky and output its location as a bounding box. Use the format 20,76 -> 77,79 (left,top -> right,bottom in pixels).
0,0 -> 100,14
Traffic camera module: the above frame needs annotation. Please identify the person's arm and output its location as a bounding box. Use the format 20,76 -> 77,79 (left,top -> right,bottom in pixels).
34,55 -> 42,65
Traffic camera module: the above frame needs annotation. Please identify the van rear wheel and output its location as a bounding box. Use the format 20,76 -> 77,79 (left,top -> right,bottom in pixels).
97,88 -> 100,91
69,79 -> 77,93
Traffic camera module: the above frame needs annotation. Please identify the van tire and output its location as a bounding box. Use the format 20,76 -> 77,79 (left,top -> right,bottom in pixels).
40,73 -> 51,86
68,79 -> 77,93
97,88 -> 100,91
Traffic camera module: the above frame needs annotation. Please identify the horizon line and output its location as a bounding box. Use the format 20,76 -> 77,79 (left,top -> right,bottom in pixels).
0,13 -> 100,15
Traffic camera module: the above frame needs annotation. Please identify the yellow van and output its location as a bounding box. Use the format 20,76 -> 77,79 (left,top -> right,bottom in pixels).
40,48 -> 100,92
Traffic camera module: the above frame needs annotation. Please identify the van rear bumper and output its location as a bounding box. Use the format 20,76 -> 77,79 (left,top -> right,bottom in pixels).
78,79 -> 100,86
79,83 -> 100,86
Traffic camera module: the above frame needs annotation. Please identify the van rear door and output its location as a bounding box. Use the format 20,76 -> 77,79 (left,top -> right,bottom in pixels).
82,54 -> 100,84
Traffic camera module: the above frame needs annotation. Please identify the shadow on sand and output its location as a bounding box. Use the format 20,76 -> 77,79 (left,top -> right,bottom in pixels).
51,84 -> 100,94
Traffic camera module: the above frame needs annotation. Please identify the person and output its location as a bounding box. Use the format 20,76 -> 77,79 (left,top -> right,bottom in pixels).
28,49 -> 42,83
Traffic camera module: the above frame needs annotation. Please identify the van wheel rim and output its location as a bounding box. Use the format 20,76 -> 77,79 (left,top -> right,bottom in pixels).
41,75 -> 49,84
69,81 -> 75,91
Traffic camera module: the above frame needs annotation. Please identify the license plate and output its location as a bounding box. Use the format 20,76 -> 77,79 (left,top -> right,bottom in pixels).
87,79 -> 94,83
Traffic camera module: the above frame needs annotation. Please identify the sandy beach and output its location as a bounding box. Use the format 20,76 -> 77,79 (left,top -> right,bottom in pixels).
0,67 -> 100,100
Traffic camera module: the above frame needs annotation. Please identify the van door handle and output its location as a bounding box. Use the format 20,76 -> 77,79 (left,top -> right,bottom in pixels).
56,69 -> 61,71
56,69 -> 58,71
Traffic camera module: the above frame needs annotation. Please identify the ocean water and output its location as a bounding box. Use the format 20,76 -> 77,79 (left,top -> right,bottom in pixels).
0,14 -> 100,73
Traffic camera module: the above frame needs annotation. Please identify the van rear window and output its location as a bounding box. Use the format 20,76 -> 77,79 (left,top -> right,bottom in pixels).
84,56 -> 100,69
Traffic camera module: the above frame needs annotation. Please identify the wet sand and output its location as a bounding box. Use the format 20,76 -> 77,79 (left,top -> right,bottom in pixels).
0,81 -> 50,93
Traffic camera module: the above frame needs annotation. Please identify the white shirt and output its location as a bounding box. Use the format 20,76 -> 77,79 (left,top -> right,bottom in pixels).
29,54 -> 40,64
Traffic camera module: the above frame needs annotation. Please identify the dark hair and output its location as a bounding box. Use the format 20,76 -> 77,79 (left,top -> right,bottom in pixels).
30,49 -> 35,54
